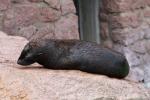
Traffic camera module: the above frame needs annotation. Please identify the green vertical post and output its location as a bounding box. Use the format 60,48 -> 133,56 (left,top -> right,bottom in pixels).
78,0 -> 100,44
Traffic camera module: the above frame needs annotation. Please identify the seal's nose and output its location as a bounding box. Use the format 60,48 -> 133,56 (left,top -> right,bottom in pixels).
17,59 -> 32,66
17,59 -> 22,65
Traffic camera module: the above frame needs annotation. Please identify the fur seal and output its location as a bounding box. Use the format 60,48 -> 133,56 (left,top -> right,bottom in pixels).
17,39 -> 130,79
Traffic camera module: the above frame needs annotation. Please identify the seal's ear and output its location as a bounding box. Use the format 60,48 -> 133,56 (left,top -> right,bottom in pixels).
23,43 -> 30,51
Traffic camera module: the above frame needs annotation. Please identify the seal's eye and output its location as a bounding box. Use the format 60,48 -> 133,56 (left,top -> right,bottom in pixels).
19,44 -> 32,59
37,53 -> 43,56
24,44 -> 30,52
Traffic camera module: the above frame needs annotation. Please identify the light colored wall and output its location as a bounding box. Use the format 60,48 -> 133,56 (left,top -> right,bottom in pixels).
0,0 -> 79,40
100,0 -> 150,84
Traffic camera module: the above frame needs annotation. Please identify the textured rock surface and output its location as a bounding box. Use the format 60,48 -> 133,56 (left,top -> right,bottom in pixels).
100,0 -> 150,83
1,0 -> 79,40
0,0 -> 150,88
0,31 -> 150,100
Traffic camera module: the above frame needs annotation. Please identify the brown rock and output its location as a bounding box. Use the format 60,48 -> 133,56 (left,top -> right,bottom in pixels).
144,7 -> 150,18
145,40 -> 150,54
124,29 -> 145,45
29,23 -> 55,40
146,0 -> 150,6
102,0 -> 121,13
44,0 -> 60,9
99,13 -> 109,22
144,28 -> 150,39
129,40 -> 146,54
0,13 -> 3,30
111,28 -> 145,45
3,4 -> 40,35
102,0 -> 149,12
28,0 -> 43,2
60,0 -> 76,15
2,1 -> 78,40
100,22 -> 109,40
110,11 -> 142,29
11,0 -> 28,3
0,0 -> 11,11
119,0 -> 146,11
18,25 -> 37,39
124,47 -> 143,67
128,67 -> 144,82
54,14 -> 79,39
39,7 -> 61,22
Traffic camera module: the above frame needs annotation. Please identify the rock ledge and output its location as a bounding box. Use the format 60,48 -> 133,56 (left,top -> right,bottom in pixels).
0,31 -> 149,100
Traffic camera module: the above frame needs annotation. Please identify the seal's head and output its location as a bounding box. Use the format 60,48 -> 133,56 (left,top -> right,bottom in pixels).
17,41 -> 45,66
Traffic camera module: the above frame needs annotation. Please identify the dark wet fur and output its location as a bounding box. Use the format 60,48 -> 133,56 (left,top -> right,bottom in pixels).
17,39 -> 130,79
